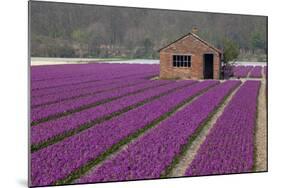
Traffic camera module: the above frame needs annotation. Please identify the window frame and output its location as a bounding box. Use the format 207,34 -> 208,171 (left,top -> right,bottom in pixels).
172,54 -> 192,68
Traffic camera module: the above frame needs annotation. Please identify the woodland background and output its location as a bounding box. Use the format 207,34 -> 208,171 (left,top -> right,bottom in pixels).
30,1 -> 267,61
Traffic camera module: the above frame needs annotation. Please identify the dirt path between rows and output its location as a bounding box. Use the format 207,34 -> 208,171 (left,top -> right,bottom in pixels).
254,70 -> 267,171
73,82 -> 217,183
167,81 -> 242,177
71,76 -> 267,182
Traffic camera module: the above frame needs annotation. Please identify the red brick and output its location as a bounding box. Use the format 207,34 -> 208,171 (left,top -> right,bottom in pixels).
159,33 -> 221,80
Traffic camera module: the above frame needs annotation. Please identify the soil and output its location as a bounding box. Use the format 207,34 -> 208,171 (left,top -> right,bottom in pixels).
166,82 -> 242,177
254,69 -> 267,171
74,75 -> 268,181
64,64 -> 267,182
167,70 -> 267,176
73,83 -> 212,182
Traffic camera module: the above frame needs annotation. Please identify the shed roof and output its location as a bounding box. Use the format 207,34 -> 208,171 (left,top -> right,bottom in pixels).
158,32 -> 222,54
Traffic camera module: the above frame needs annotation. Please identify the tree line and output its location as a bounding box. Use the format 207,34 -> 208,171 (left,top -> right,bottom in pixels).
30,1 -> 267,61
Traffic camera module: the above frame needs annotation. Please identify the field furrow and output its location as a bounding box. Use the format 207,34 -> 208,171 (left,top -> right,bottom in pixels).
31,79 -> 151,107
233,66 -> 253,78
31,80 -> 196,148
31,80 -> 170,123
75,80 -> 240,184
31,63 -> 117,81
32,70 -> 157,91
249,66 -> 262,78
185,80 -> 260,176
31,80 -> 218,186
31,63 -> 159,82
31,73 -> 154,98
166,80 -> 242,177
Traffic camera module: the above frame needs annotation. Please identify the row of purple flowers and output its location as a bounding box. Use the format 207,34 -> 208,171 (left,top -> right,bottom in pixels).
31,80 -> 218,186
31,80 -> 196,145
76,80 -> 241,184
31,80 -> 169,122
185,80 -> 260,176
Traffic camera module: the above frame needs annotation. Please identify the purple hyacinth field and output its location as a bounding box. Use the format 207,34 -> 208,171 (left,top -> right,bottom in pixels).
230,65 -> 265,79
30,63 -> 267,187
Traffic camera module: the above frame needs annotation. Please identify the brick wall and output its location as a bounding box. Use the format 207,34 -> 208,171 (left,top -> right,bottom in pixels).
159,35 -> 221,80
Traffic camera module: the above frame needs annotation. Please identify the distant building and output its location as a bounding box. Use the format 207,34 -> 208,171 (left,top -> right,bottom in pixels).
159,32 -> 222,80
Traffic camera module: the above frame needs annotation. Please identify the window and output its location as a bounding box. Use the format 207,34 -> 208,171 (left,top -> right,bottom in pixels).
172,55 -> 191,67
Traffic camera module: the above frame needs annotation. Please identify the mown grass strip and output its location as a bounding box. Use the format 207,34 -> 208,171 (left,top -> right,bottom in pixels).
160,81 -> 241,178
31,81 -> 199,152
31,81 -> 170,126
52,82 -> 218,185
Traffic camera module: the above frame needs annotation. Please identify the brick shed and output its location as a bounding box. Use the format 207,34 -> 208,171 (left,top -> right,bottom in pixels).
159,32 -> 222,80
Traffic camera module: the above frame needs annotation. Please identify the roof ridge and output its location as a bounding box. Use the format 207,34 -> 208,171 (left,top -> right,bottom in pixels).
158,32 -> 222,53
189,33 -> 222,53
